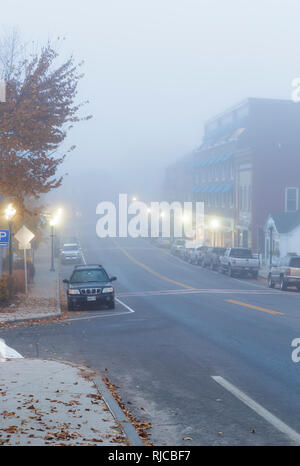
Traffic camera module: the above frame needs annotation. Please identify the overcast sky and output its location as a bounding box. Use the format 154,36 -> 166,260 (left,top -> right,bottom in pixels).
2,0 -> 300,203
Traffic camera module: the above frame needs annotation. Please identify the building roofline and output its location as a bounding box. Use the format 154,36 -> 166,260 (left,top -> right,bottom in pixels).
205,97 -> 295,126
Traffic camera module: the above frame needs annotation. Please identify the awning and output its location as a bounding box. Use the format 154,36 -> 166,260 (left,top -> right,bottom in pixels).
194,153 -> 233,168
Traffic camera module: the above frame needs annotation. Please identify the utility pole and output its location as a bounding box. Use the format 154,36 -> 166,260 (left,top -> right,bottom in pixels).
5,204 -> 17,276
50,223 -> 55,272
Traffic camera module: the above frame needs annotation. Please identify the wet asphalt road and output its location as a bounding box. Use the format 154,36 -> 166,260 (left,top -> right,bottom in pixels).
2,229 -> 300,445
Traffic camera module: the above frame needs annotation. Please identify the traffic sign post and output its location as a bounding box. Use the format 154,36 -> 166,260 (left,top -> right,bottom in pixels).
0,230 -> 10,248
15,226 -> 35,294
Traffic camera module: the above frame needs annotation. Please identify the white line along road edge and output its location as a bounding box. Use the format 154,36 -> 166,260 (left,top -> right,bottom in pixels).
212,375 -> 300,445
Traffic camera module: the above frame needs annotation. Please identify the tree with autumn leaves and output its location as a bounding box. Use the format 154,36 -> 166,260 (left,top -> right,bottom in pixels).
0,32 -> 91,218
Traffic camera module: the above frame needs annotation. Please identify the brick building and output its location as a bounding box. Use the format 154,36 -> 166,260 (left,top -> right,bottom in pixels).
164,98 -> 300,251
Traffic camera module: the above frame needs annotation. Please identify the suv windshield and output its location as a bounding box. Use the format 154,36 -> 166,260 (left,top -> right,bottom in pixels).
230,248 -> 252,258
70,269 -> 109,283
289,257 -> 300,268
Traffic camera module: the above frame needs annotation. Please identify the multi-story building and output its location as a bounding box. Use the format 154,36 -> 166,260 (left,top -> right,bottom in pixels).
163,152 -> 194,203
164,98 -> 300,251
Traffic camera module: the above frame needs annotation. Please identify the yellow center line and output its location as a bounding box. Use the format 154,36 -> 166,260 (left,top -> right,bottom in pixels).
111,238 -> 193,289
225,299 -> 284,316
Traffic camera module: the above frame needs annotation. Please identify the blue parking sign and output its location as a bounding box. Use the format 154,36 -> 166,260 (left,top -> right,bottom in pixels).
0,229 -> 10,247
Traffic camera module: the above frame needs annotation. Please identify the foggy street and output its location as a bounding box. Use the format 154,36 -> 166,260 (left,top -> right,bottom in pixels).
2,1 -> 300,452
3,227 -> 300,446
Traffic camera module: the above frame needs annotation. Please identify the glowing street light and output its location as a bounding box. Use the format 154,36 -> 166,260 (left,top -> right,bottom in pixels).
210,218 -> 220,246
5,203 -> 16,221
5,204 -> 17,276
210,218 -> 220,230
49,208 -> 63,272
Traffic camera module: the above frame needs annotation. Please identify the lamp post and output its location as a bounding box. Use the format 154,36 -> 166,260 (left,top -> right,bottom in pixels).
269,225 -> 274,269
49,208 -> 62,272
5,204 -> 16,276
210,218 -> 220,247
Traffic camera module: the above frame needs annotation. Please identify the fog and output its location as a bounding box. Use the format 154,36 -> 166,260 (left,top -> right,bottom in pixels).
2,0 -> 300,212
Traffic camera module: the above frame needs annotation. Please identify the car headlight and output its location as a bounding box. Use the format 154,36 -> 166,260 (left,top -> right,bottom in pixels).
102,287 -> 114,293
68,289 -> 80,295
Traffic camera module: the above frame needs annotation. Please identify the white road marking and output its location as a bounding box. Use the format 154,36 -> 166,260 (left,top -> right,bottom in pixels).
81,250 -> 87,265
66,297 -> 135,322
212,375 -> 300,445
115,297 -> 135,313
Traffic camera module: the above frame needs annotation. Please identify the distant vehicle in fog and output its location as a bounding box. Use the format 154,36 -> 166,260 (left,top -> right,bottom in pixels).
60,243 -> 82,265
154,237 -> 172,249
203,247 -> 227,270
220,248 -> 259,278
171,239 -> 185,256
189,246 -> 209,265
268,255 -> 300,290
62,236 -> 80,247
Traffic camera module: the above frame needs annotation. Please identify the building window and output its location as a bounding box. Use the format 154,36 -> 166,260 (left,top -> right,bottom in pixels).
243,186 -> 247,211
239,186 -> 243,210
285,187 -> 299,212
230,190 -> 234,208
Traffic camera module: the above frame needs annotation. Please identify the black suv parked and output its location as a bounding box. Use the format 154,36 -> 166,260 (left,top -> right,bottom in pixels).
63,264 -> 117,310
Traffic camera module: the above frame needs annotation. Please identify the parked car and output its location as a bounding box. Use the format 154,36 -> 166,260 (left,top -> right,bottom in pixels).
171,239 -> 185,256
203,247 -> 227,270
155,237 -> 172,248
220,247 -> 260,278
190,246 -> 209,265
268,255 -> 300,290
182,247 -> 196,262
63,264 -> 117,310
60,243 -> 82,265
62,236 -> 80,247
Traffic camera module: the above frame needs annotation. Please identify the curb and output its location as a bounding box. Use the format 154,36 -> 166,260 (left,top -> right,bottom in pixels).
93,375 -> 144,446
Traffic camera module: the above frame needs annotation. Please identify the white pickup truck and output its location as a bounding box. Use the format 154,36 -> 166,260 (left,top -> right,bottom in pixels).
220,247 -> 260,278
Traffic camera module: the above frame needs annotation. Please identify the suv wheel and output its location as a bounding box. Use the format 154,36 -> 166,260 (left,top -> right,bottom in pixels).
108,299 -> 115,310
268,274 -> 275,288
280,277 -> 287,291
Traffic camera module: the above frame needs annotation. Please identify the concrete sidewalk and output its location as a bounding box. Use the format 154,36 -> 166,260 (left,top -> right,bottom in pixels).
0,358 -> 132,446
0,238 -> 61,324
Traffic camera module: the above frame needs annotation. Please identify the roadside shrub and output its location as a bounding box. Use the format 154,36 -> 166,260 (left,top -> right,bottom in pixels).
2,257 -> 35,283
3,270 -> 25,296
13,259 -> 35,283
0,277 -> 9,303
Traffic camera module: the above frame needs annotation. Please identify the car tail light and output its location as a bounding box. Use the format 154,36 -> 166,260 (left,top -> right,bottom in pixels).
233,260 -> 236,265
286,268 -> 291,276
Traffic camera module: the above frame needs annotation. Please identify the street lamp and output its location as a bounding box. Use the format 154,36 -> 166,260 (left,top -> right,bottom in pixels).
49,209 -> 62,272
210,218 -> 220,247
5,204 -> 16,276
269,225 -> 274,269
